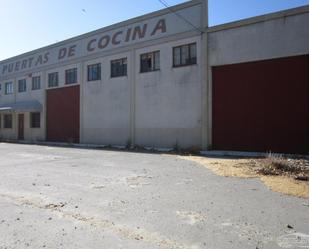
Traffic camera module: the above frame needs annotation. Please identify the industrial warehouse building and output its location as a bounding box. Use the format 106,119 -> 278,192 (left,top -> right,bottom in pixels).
0,0 -> 308,154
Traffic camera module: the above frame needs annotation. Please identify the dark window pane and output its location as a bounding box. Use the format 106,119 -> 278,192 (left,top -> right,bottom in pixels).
5,82 -> 13,95
111,58 -> 127,78
173,47 -> 181,67
31,112 -> 40,128
66,68 -> 77,84
140,51 -> 160,73
4,114 -> 12,128
32,76 -> 41,90
88,63 -> 101,81
173,43 -> 197,67
48,72 -> 58,87
18,79 -> 27,92
181,45 -> 189,65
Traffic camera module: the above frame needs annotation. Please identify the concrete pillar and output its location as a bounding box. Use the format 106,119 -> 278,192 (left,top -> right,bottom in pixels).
129,48 -> 136,147
200,0 -> 210,150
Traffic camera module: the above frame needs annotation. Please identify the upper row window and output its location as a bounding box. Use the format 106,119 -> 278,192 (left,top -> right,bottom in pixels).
66,68 -> 78,85
32,76 -> 41,90
88,63 -> 101,81
173,43 -> 197,67
48,68 -> 78,88
86,43 -> 196,80
141,51 -> 160,73
111,58 -> 127,78
5,82 -> 13,95
18,79 -> 27,92
48,72 -> 59,88
0,43 -> 197,91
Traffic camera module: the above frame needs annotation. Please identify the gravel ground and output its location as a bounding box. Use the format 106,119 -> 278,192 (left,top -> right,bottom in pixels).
0,143 -> 308,249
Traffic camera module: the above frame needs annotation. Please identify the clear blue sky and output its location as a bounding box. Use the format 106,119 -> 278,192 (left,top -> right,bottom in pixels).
1,0 -> 309,60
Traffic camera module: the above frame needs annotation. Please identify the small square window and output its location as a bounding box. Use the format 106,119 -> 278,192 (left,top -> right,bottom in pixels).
140,51 -> 160,73
18,79 -> 27,92
5,82 -> 13,95
30,112 -> 40,128
32,76 -> 41,90
4,114 -> 12,128
111,58 -> 127,78
65,68 -> 78,84
87,63 -> 101,81
173,43 -> 197,67
48,72 -> 59,88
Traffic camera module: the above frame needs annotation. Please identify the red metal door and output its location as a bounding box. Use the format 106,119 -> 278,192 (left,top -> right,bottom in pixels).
212,55 -> 309,154
46,85 -> 80,143
18,114 -> 24,140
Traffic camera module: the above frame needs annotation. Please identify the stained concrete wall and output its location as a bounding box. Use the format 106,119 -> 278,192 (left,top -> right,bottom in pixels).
81,35 -> 202,148
81,53 -> 131,146
135,37 -> 202,148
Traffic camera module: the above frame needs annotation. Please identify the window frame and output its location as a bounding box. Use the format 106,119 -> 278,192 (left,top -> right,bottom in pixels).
111,58 -> 128,78
3,114 -> 12,129
4,82 -> 13,95
48,72 -> 59,88
32,76 -> 41,90
140,51 -> 160,73
30,112 -> 41,128
65,68 -> 78,85
173,43 -> 197,68
18,79 -> 27,93
87,63 -> 101,81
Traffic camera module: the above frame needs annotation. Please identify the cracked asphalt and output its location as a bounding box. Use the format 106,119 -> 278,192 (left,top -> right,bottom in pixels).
0,143 -> 308,249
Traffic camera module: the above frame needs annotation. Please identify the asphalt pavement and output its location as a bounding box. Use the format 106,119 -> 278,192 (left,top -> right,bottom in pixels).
0,143 -> 308,249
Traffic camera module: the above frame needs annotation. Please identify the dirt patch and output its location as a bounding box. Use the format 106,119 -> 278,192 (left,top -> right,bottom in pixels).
180,156 -> 309,198
260,176 -> 309,198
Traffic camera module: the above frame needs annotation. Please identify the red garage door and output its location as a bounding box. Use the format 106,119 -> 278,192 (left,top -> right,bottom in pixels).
47,85 -> 80,143
212,55 -> 309,154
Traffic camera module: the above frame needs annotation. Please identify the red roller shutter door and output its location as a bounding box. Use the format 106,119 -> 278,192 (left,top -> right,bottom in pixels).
212,55 -> 309,154
47,85 -> 80,143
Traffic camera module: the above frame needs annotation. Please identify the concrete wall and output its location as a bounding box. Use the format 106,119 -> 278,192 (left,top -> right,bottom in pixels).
0,0 -> 205,148
208,7 -> 309,66
81,53 -> 131,145
81,35 -> 202,148
1,1 -> 307,150
135,37 -> 202,148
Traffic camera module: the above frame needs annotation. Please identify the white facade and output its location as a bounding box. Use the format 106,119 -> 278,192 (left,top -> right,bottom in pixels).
0,0 -> 206,149
0,1 -> 308,150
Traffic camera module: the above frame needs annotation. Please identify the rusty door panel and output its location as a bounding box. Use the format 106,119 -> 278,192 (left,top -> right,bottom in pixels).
46,85 -> 80,143
212,55 -> 309,154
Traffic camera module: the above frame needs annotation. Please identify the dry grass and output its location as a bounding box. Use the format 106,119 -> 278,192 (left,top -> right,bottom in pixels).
255,155 -> 309,178
180,155 -> 309,198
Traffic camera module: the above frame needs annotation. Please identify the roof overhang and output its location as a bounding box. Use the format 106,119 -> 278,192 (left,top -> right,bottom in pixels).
0,101 -> 42,112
